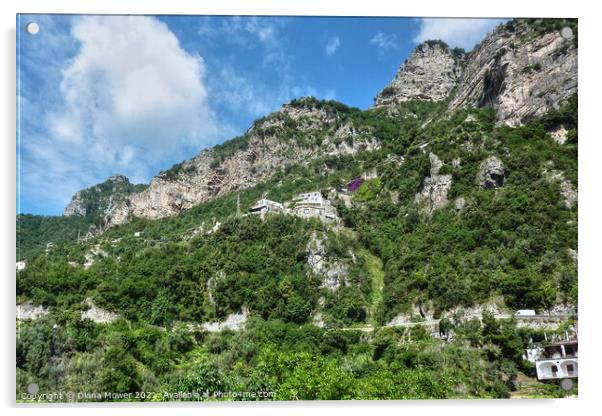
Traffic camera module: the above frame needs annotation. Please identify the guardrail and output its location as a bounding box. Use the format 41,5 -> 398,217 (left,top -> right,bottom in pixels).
515,314 -> 575,320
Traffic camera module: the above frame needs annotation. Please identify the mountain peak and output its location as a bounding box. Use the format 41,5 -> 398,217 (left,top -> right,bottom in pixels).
64,175 -> 147,218
374,40 -> 465,107
106,174 -> 129,183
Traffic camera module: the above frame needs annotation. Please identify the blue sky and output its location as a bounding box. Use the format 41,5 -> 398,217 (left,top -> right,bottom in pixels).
17,15 -> 505,215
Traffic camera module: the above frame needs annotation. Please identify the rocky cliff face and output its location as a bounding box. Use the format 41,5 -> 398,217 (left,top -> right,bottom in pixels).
375,20 -> 577,127
306,232 -> 353,291
415,153 -> 453,215
81,298 -> 118,324
64,193 -> 87,217
448,20 -> 577,126
374,41 -> 464,106
64,174 -> 147,218
105,98 -> 381,227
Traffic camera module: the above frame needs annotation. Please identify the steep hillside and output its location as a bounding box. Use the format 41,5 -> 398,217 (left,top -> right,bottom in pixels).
16,95 -> 578,399
17,175 -> 147,261
16,214 -> 92,261
18,95 -> 577,321
19,18 -> 578,321
105,98 -> 380,227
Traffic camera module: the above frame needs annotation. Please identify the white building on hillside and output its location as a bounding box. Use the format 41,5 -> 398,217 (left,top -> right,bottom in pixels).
248,198 -> 284,217
291,192 -> 340,224
532,340 -> 578,380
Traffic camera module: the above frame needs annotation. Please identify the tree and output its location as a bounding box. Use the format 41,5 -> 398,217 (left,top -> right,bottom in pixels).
100,346 -> 140,394
438,317 -> 453,337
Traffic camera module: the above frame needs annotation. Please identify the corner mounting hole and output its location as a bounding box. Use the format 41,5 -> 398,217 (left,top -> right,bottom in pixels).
26,22 -> 39,35
560,27 -> 573,40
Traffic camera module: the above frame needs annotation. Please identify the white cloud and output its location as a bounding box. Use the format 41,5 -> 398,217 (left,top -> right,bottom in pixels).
325,36 -> 341,56
217,16 -> 279,48
370,32 -> 397,49
212,66 -> 274,117
243,17 -> 276,43
19,15 -> 333,214
413,18 -> 507,50
20,15 -> 227,213
55,16 -> 218,152
38,16 -> 223,191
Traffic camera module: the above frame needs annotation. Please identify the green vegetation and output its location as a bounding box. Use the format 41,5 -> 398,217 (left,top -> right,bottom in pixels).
350,99 -> 577,321
380,86 -> 396,97
418,39 -> 449,51
512,18 -> 578,48
354,178 -> 382,202
17,311 -> 576,401
521,63 -> 542,74
160,161 -> 198,181
362,249 -> 385,325
210,135 -> 250,166
17,176 -> 148,261
17,214 -> 93,261
415,40 -> 465,65
288,96 -> 359,115
451,47 -> 466,61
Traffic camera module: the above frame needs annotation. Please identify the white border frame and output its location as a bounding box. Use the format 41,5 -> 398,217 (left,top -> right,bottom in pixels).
2,1 -> 598,415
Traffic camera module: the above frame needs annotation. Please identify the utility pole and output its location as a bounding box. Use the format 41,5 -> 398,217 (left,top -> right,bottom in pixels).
236,193 -> 241,217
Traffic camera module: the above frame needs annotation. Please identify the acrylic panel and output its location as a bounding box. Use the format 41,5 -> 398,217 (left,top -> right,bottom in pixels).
16,14 -> 578,402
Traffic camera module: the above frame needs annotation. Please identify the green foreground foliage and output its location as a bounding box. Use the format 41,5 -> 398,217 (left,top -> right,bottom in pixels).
16,313 -> 577,401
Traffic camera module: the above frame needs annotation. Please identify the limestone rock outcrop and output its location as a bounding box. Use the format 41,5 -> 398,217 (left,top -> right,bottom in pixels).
306,232 -> 353,291
64,174 -> 146,218
80,298 -> 118,323
415,153 -> 452,214
454,197 -> 466,211
201,308 -> 249,332
543,161 -> 577,208
567,248 -> 578,267
64,193 -> 87,217
375,20 -> 577,127
448,20 -> 577,126
17,302 -> 49,320
374,41 -> 464,106
550,125 -> 569,145
386,304 -> 436,327
477,156 -> 505,189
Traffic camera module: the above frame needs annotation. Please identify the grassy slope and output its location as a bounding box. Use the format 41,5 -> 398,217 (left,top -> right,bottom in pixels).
361,249 -> 385,326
